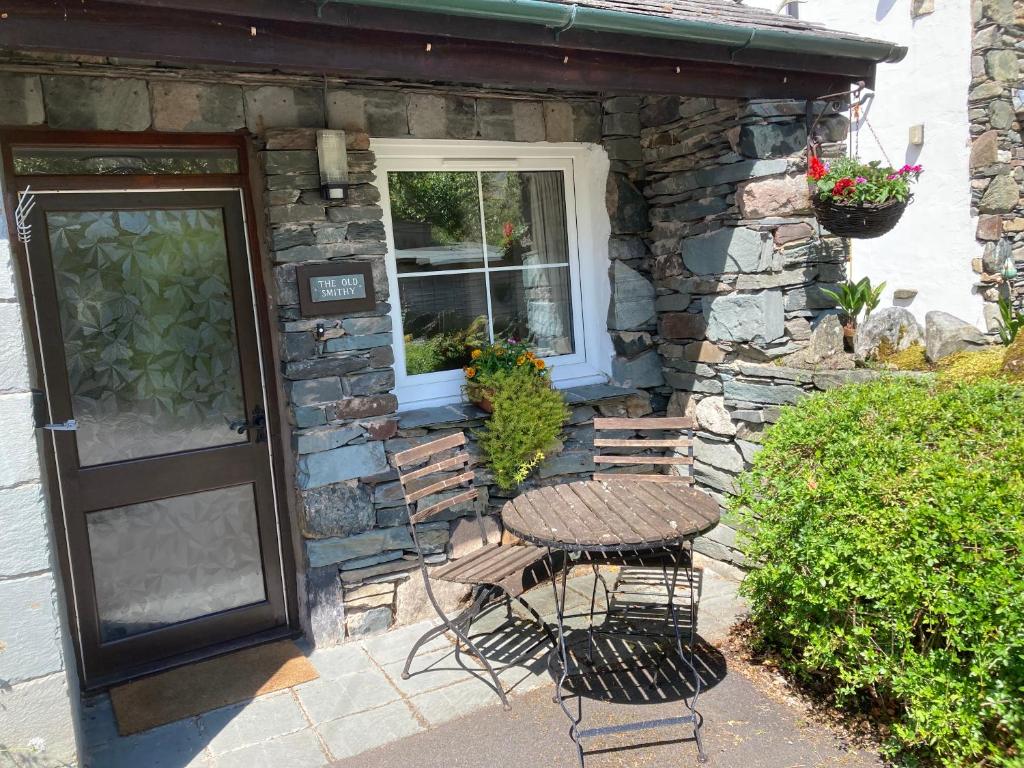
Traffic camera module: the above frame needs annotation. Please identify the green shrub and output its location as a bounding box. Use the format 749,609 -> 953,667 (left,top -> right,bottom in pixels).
736,376 -> 1024,767
474,365 -> 568,490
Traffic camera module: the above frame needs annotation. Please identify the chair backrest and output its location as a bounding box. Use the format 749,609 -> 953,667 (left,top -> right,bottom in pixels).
592,416 -> 694,483
392,431 -> 482,536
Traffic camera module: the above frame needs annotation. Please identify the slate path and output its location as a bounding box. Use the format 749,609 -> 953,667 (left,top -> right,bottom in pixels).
82,557 -> 877,768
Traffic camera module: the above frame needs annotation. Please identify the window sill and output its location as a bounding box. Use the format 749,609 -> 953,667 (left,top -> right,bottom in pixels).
396,382 -> 646,428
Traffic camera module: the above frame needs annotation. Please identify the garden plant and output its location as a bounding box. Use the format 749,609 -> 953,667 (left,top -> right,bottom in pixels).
736,376 -> 1024,767
464,340 -> 568,489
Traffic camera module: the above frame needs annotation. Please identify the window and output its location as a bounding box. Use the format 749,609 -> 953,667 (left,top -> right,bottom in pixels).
377,140 -> 612,409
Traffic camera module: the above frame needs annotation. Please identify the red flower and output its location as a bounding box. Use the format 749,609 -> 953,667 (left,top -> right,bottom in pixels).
807,155 -> 827,181
502,221 -> 514,239
833,177 -> 855,196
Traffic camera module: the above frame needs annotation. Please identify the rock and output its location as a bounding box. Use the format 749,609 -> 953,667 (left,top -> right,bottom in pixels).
986,49 -> 1018,82
300,481 -> 375,539
346,606 -> 393,638
297,441 -> 389,489
295,426 -> 362,454
306,566 -> 346,647
607,261 -> 656,330
723,380 -> 806,406
666,390 -> 698,419
44,76 -> 151,131
983,239 -> 1012,273
783,314 -> 846,367
737,174 -> 812,219
1003,333 -> 1024,375
244,86 -> 324,131
695,396 -> 736,437
611,331 -> 653,358
290,377 -> 344,406
990,100 -> 1014,130
853,308 -> 925,361
607,174 -> 648,234
977,214 -> 1003,241
979,175 -> 1019,214
152,82 -> 246,132
681,227 -> 770,275
611,349 -> 664,388
703,292 -> 785,344
694,436 -> 744,474
774,222 -> 814,246
970,130 -> 999,169
306,525 -> 413,568
925,311 -> 988,362
660,312 -> 708,340
684,341 -> 727,364
736,122 -> 807,159
449,516 -> 502,559
0,74 -> 45,125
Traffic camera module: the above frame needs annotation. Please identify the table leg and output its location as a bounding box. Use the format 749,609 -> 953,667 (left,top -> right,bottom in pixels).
549,547 -> 585,768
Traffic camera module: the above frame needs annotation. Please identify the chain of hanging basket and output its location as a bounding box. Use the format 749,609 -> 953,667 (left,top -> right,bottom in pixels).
806,84 -> 912,240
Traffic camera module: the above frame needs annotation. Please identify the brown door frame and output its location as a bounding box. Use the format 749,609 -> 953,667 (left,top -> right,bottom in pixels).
0,129 -> 300,689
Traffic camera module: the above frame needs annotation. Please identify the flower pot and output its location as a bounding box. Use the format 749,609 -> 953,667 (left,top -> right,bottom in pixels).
842,321 -> 856,352
467,387 -> 494,414
812,195 -> 910,240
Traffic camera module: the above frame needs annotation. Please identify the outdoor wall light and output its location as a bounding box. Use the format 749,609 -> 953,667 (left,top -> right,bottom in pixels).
317,129 -> 350,201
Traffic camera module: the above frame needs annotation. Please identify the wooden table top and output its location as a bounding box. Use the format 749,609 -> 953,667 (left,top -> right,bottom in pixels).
500,479 -> 720,553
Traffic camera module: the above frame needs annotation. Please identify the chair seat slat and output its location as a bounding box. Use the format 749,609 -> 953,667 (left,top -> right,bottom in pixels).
594,455 -> 693,466
405,470 -> 476,503
394,432 -> 466,466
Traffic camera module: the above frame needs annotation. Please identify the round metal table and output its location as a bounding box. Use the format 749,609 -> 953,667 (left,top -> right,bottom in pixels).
501,479 -> 720,766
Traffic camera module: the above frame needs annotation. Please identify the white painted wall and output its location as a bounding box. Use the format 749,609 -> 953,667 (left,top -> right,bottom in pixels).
0,204 -> 81,767
746,0 -> 982,327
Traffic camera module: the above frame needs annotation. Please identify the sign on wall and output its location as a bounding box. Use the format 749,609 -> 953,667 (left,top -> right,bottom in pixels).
296,262 -> 376,316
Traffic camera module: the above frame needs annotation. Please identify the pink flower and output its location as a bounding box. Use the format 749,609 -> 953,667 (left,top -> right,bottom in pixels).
855,176 -> 867,184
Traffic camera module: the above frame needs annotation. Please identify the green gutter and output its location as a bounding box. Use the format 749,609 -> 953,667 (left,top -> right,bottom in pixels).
316,0 -> 907,63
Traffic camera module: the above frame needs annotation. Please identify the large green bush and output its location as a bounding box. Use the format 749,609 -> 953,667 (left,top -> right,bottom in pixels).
736,376 -> 1024,767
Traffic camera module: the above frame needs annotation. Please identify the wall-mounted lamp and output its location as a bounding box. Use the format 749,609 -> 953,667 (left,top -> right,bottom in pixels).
317,129 -> 350,201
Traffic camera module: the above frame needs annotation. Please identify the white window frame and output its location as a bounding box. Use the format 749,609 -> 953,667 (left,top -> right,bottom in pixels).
374,139 -> 613,410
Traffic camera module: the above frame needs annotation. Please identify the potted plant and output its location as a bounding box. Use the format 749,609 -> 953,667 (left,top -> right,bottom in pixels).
499,220 -> 529,261
822,277 -> 885,348
464,340 -> 569,489
807,155 -> 922,239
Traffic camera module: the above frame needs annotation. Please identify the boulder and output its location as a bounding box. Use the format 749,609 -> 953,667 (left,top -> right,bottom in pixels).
925,311 -> 988,362
737,174 -> 812,219
782,314 -> 847,368
695,396 -> 737,437
854,307 -> 925,361
1003,332 -> 1024,375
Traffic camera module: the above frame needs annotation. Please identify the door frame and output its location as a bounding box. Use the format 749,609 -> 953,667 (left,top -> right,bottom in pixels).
0,128 -> 300,689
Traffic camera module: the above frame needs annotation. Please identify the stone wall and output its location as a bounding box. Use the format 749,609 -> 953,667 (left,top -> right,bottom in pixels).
0,56 -> 852,655
0,201 -> 80,764
970,0 -> 1024,319
636,96 -> 850,565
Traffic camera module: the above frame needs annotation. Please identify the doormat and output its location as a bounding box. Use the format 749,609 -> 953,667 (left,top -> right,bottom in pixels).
109,640 -> 319,736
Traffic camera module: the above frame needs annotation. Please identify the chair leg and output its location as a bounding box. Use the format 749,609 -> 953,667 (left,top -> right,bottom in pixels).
514,594 -> 557,647
400,621 -> 450,680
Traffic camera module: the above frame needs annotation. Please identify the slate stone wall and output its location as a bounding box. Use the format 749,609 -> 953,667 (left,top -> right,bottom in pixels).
636,96 -> 850,565
970,0 -> 1024,320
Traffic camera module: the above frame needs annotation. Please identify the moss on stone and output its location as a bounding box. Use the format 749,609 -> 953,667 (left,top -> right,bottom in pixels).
884,342 -> 932,371
1003,332 -> 1024,375
937,347 -> 1023,383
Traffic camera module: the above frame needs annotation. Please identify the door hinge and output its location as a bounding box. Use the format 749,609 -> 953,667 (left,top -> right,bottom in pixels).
42,419 -> 78,432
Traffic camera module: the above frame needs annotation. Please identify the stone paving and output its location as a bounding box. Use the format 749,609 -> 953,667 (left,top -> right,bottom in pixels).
83,557 -> 750,768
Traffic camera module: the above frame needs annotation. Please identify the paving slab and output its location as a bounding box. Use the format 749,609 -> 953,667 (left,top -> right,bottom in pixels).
295,666 -> 401,723
198,690 -> 307,755
361,619 -> 452,665
409,676 -> 506,727
316,700 -> 423,760
86,718 -> 208,768
212,728 -> 328,768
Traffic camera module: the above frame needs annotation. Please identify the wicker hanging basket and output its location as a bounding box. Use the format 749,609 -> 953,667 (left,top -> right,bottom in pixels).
811,194 -> 910,240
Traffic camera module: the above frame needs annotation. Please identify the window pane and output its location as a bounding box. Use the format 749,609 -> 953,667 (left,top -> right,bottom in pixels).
490,267 -> 574,357
46,209 -> 248,466
399,273 -> 489,374
13,147 -> 239,176
389,172 -> 484,273
482,171 -> 569,268
88,484 -> 266,642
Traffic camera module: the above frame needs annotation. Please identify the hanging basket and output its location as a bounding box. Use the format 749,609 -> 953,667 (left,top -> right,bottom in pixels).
812,194 -> 910,240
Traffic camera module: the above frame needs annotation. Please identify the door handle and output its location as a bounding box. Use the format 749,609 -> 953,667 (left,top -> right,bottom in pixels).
42,419 -> 78,432
228,407 -> 267,441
